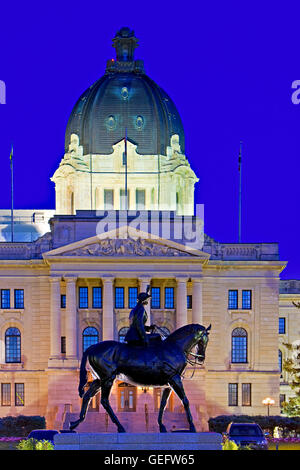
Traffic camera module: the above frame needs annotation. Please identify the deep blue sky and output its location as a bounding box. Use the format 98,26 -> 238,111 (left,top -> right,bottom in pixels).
0,1 -> 299,279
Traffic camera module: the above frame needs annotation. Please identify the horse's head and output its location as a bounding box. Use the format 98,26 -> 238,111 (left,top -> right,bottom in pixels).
194,324 -> 211,365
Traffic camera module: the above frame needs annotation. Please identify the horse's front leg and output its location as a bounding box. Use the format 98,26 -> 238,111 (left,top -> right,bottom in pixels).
100,378 -> 126,433
169,375 -> 196,433
157,387 -> 172,433
70,379 -> 101,431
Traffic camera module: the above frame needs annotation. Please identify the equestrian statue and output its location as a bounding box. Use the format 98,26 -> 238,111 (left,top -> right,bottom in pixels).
70,285 -> 211,433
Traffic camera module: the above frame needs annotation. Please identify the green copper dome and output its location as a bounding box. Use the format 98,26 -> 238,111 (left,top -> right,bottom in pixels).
65,27 -> 185,156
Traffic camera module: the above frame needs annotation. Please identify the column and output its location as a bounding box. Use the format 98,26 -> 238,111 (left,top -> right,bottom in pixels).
102,276 -> 114,340
139,276 -> 151,326
65,276 -> 78,359
176,277 -> 188,329
49,277 -> 61,358
192,278 -> 203,325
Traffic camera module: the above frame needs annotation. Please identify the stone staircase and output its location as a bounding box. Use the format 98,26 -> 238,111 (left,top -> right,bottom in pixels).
62,410 -> 190,433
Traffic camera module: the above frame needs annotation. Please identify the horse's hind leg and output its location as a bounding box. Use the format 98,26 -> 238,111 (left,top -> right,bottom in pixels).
169,375 -> 196,433
69,379 -> 101,431
157,387 -> 172,433
100,378 -> 126,433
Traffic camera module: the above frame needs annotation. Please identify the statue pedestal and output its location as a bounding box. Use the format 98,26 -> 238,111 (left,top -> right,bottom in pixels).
54,432 -> 222,450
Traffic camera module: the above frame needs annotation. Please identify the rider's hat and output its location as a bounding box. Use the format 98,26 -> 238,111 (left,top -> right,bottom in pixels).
137,285 -> 151,302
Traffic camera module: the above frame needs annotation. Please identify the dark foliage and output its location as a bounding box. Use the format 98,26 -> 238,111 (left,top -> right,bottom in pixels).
0,415 -> 45,437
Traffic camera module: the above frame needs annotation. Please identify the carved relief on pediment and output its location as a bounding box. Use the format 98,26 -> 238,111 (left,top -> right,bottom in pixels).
61,237 -> 193,257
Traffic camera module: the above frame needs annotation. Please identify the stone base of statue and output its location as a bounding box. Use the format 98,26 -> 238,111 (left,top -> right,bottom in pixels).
54,432 -> 222,450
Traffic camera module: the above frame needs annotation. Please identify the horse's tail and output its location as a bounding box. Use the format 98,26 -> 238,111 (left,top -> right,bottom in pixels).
78,349 -> 89,398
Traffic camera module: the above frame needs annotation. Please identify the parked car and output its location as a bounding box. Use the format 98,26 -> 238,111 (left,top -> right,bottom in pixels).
27,429 -> 59,445
225,422 -> 269,450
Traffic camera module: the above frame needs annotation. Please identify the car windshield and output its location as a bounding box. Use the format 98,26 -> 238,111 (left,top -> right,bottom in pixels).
229,425 -> 262,436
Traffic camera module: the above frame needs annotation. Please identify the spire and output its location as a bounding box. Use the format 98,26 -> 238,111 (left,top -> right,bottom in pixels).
112,27 -> 138,62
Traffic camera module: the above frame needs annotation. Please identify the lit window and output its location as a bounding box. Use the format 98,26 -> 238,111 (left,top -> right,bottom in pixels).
279,350 -> 283,374
231,328 -> 247,363
115,287 -> 125,309
92,287 -> 102,308
1,290 -> 10,309
242,383 -> 251,406
128,287 -> 138,309
61,294 -> 66,308
187,295 -> 192,309
5,327 -> 21,363
279,317 -> 286,334
228,290 -> 238,309
165,287 -> 174,309
151,287 -> 160,309
14,289 -> 24,309
82,327 -> 99,352
1,383 -> 11,406
79,287 -> 88,308
61,336 -> 66,354
228,383 -> 238,406
242,290 -> 252,309
15,383 -> 24,406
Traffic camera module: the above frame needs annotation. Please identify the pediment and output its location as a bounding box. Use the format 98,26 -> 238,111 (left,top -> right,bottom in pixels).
43,225 -> 209,260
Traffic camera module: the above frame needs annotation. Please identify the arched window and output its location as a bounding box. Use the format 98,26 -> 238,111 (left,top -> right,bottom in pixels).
5,327 -> 21,363
231,328 -> 248,363
118,327 -> 129,343
82,327 -> 99,352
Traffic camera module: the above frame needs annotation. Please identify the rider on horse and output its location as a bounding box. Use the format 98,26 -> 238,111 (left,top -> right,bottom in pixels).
124,285 -> 161,347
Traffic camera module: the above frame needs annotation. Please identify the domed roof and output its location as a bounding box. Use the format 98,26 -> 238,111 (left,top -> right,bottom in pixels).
65,27 -> 185,156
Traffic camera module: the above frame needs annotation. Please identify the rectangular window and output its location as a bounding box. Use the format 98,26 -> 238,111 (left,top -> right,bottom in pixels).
15,383 -> 24,406
61,336 -> 66,354
136,189 -> 145,210
14,289 -> 24,309
279,317 -> 286,334
187,295 -> 192,309
92,287 -> 102,308
228,383 -> 238,406
228,290 -> 238,309
1,289 -> 10,309
115,287 -> 125,309
165,287 -> 174,309
78,287 -> 88,308
61,294 -> 66,308
151,287 -> 160,309
280,394 -> 286,408
1,383 -> 11,406
242,290 -> 252,309
104,189 -> 114,210
128,287 -> 138,309
120,189 -> 129,210
242,383 -> 251,406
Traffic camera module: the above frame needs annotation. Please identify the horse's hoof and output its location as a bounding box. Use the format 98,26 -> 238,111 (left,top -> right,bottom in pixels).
189,426 -> 196,433
118,427 -> 126,433
69,420 -> 79,431
159,425 -> 167,433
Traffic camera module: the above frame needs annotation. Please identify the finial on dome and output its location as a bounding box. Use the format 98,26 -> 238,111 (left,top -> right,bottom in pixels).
112,27 -> 139,62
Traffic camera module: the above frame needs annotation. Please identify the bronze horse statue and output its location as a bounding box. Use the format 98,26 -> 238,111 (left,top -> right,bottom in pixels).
70,323 -> 211,433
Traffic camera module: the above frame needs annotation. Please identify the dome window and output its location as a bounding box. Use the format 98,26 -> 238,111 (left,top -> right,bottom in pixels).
135,115 -> 144,130
105,115 -> 117,131
121,87 -> 129,100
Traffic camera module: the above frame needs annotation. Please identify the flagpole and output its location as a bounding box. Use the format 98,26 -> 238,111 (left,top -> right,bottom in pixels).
10,145 -> 14,243
125,127 -> 128,210
238,141 -> 242,243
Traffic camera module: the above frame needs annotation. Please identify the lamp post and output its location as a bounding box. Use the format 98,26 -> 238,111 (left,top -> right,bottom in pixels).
262,397 -> 275,416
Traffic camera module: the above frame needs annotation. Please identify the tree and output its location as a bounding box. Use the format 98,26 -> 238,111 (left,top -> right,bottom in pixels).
282,301 -> 300,417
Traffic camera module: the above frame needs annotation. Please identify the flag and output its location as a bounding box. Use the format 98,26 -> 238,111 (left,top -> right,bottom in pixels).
238,141 -> 242,172
9,144 -> 13,168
